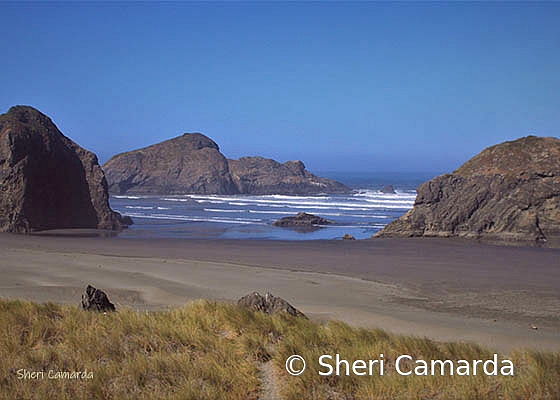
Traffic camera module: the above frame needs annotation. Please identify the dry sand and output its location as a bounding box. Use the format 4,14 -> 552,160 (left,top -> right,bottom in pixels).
0,232 -> 558,352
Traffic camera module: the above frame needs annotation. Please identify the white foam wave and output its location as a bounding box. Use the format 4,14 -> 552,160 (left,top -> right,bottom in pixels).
125,206 -> 153,210
353,190 -> 416,200
331,224 -> 387,228
204,208 -> 246,213
183,195 -> 412,209
264,194 -> 331,200
362,199 -> 415,204
121,212 -> 265,225
247,210 -> 380,218
253,203 -> 405,211
234,217 -> 262,222
114,195 -> 141,199
195,200 -> 226,204
162,198 -> 190,202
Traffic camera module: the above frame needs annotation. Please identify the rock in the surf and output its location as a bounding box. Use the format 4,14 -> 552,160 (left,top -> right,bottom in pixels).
0,106 -> 125,233
381,185 -> 396,194
375,136 -> 560,247
273,212 -> 333,227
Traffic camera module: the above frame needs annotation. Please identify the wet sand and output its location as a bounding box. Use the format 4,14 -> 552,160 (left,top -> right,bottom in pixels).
0,232 -> 559,352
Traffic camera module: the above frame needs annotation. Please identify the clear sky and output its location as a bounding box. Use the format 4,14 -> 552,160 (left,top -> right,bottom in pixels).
2,1 -> 559,174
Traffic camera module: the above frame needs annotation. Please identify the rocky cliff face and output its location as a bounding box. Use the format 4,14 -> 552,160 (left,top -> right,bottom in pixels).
103,134 -> 348,195
228,156 -> 347,195
375,136 -> 560,246
0,106 -> 124,233
103,133 -> 237,195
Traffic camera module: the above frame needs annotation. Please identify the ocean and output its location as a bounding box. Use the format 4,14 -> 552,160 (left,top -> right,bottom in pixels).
110,172 -> 436,240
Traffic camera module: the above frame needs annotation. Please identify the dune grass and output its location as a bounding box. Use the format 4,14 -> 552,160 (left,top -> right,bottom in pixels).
0,299 -> 558,399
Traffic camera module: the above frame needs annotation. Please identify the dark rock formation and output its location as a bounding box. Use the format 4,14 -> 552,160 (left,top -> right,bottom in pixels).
238,292 -> 305,318
103,133 -> 348,195
342,233 -> 356,240
375,136 -> 560,246
228,156 -> 348,195
381,185 -> 396,194
121,215 -> 134,226
81,285 -> 116,312
273,212 -> 333,227
0,106 -> 125,233
103,133 -> 237,195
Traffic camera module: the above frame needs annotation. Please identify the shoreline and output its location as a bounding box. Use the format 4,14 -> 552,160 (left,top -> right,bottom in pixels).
1,232 -> 559,352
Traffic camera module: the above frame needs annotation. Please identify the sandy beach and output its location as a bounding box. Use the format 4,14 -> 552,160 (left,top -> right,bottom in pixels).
0,232 -> 558,352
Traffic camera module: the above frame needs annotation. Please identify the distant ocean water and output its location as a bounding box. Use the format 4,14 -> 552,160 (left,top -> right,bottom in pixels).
110,172 -> 438,240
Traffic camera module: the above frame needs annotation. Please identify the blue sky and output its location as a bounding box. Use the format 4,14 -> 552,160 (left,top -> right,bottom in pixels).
2,2 -> 559,174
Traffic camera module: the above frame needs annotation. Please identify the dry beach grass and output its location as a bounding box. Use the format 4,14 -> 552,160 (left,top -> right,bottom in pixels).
1,299 -> 559,400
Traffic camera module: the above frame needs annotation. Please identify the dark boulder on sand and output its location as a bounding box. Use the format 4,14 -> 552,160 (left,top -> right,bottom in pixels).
0,106 -> 125,233
375,136 -> 560,246
81,285 -> 116,312
238,292 -> 305,318
342,233 -> 356,240
273,212 -> 333,227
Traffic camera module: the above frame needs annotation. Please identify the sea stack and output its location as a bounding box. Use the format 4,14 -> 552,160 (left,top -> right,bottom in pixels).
0,106 -> 125,233
228,156 -> 347,195
103,133 -> 237,195
381,185 -> 396,194
375,136 -> 560,246
103,133 -> 348,195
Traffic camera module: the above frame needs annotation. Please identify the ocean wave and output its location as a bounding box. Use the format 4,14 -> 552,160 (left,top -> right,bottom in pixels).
247,210 -> 381,218
114,195 -> 141,199
353,190 -> 416,200
263,194 -> 331,200
195,200 -> 226,204
174,194 -> 414,209
120,212 -> 266,225
162,198 -> 190,202
125,206 -> 153,209
362,199 -> 415,204
252,203 -> 406,211
204,208 -> 247,213
330,224 -> 387,228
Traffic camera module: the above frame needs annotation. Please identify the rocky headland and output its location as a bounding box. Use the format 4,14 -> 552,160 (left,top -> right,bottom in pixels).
375,136 -> 560,247
0,106 -> 126,233
103,133 -> 348,195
